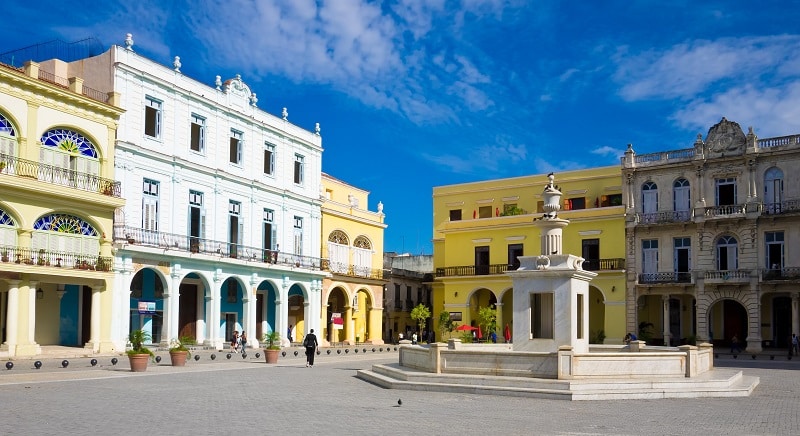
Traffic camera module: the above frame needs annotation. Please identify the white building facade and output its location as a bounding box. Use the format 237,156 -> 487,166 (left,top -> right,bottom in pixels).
69,38 -> 326,350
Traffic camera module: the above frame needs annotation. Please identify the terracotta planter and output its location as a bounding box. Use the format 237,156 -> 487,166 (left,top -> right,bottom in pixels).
264,348 -> 279,364
169,350 -> 189,366
128,353 -> 150,372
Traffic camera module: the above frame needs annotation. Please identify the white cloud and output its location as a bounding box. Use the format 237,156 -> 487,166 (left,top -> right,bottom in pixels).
591,145 -> 623,158
421,138 -> 528,174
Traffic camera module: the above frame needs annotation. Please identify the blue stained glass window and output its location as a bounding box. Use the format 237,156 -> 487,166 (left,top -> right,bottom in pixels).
40,129 -> 97,158
0,113 -> 15,136
0,209 -> 16,226
33,214 -> 98,236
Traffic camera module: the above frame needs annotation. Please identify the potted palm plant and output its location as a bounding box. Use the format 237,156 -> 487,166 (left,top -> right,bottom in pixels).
128,329 -> 154,372
263,330 -> 281,364
169,336 -> 194,366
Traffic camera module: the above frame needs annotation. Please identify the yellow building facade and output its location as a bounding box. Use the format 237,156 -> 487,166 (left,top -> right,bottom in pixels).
432,166 -> 627,344
318,173 -> 386,345
0,60 -> 124,357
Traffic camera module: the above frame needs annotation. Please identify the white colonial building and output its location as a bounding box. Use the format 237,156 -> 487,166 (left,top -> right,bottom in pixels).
66,35 -> 326,350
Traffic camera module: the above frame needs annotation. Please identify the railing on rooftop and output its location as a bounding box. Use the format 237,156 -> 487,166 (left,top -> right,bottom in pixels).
114,225 -> 325,270
758,134 -> 800,148
0,153 -> 121,197
629,148 -> 695,165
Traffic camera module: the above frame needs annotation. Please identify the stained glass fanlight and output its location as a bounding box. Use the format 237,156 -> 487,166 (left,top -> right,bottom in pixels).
0,208 -> 16,227
40,129 -> 97,158
33,214 -> 98,236
0,113 -> 15,136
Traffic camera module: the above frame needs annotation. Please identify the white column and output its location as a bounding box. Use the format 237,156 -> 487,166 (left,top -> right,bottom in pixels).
278,275 -> 290,346
114,258 -> 133,350
165,265 -> 181,345
208,269 -> 222,348
5,280 -> 20,353
90,285 -> 103,351
27,280 -> 38,344
662,295 -> 670,346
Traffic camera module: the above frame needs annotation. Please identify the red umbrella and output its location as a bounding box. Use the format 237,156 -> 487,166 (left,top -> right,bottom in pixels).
476,328 -> 483,340
504,324 -> 511,342
454,324 -> 477,332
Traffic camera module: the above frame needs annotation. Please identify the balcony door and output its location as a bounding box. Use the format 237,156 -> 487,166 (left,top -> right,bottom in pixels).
582,239 -> 599,271
475,246 -> 490,275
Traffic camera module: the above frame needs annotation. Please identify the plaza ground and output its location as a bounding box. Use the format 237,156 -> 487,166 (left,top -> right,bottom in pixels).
0,348 -> 798,435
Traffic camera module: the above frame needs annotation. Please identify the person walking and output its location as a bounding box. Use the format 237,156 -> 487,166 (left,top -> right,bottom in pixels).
287,325 -> 293,343
792,334 -> 799,356
303,328 -> 319,367
240,331 -> 248,353
229,331 -> 239,353
730,334 -> 741,354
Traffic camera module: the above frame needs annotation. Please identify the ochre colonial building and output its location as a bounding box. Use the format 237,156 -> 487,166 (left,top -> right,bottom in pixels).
623,118 -> 800,352
319,173 -> 386,345
0,58 -> 124,356
432,166 -> 627,344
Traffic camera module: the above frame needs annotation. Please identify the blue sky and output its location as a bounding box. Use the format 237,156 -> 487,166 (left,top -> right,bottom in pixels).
4,0 -> 800,254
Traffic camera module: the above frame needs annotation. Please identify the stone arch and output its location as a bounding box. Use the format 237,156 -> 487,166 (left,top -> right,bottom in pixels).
129,266 -> 170,344
326,285 -> 349,343
697,288 -> 756,346
40,126 -> 101,159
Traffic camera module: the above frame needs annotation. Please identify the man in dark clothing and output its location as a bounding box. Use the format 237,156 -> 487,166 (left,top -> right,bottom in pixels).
304,328 -> 319,367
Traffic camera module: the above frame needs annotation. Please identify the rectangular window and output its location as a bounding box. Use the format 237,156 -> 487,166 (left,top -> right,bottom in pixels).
565,197 -> 585,210
576,294 -> 584,339
765,231 -> 784,271
601,194 -> 623,207
508,244 -> 523,271
263,142 -> 275,176
228,201 -> 242,258
478,206 -> 492,218
531,293 -> 554,339
190,114 -> 205,152
294,154 -> 305,185
394,284 -> 401,303
142,179 -> 159,232
715,177 -> 737,206
229,130 -> 243,165
674,237 -> 691,282
642,239 -> 659,275
188,190 -> 204,251
144,96 -> 162,138
475,246 -> 490,275
449,209 -> 462,221
293,216 -> 303,255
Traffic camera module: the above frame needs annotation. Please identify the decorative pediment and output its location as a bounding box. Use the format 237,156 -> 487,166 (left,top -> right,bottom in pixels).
705,117 -> 746,157
222,74 -> 258,107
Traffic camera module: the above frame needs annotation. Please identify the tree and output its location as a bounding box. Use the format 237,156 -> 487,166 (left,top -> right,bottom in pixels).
476,305 -> 497,341
410,304 -> 431,342
437,310 -> 455,342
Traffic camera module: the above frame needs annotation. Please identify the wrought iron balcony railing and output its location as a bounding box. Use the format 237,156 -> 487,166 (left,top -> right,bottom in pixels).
0,244 -> 113,271
0,153 -> 121,197
321,260 -> 385,279
115,225 -> 324,270
637,210 -> 692,224
436,263 -> 510,277
583,258 -> 626,271
762,200 -> 800,215
638,272 -> 692,284
761,267 -> 800,281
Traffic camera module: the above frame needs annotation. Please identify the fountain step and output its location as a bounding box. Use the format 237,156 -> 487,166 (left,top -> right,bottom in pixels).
357,364 -> 759,401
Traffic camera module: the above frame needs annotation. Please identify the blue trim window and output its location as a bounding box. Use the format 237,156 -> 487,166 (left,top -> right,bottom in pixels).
40,128 -> 97,158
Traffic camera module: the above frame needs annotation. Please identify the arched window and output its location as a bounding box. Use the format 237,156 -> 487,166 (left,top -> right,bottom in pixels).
673,178 -> 690,219
353,236 -> 373,277
39,128 -> 100,181
764,167 -> 784,214
32,214 -> 100,267
716,235 -> 738,271
0,207 -> 17,248
327,230 -> 350,273
0,112 -> 17,160
641,181 -> 658,222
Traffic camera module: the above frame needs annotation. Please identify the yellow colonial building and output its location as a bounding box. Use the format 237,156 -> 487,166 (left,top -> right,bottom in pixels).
0,60 -> 124,356
432,166 -> 627,344
318,173 -> 386,345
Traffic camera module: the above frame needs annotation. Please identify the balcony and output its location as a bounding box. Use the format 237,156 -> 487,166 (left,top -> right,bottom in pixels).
638,272 -> 693,284
0,244 -> 113,272
704,269 -> 751,284
321,260 -> 385,280
636,210 -> 692,225
583,258 -> 626,271
115,225 -> 324,270
436,263 -> 511,277
701,204 -> 747,218
0,153 -> 121,197
761,267 -> 800,282
762,200 -> 800,216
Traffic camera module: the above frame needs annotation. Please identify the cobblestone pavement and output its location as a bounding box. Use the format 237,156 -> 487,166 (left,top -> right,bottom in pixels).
0,350 -> 798,436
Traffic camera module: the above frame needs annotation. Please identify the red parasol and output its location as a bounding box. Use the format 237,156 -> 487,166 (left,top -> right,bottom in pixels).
504,324 -> 511,342
454,324 -> 477,332
476,328 -> 483,340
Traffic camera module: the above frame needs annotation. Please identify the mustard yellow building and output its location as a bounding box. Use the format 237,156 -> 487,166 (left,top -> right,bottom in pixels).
432,166 -> 627,344
318,173 -> 386,345
0,60 -> 124,357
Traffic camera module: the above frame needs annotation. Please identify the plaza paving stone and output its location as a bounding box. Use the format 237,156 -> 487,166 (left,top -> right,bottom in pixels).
0,350 -> 798,435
